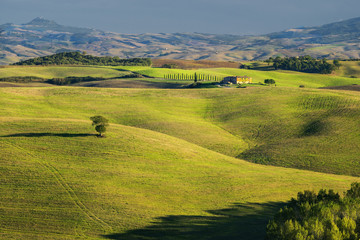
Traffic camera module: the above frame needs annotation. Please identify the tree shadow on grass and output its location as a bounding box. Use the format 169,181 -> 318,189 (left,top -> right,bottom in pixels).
1,133 -> 96,138
77,79 -> 185,89
103,201 -> 285,240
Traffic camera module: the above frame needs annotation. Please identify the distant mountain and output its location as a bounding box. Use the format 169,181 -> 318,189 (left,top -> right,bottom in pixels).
1,17 -> 360,64
23,17 -> 95,34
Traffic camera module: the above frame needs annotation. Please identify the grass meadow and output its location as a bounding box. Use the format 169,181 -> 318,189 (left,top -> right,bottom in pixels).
115,66 -> 360,88
334,61 -> 360,78
1,62 -> 360,239
0,66 -> 129,79
1,85 -> 360,239
1,61 -> 360,88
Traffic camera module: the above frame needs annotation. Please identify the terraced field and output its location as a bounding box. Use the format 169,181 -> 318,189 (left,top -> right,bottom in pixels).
1,86 -> 360,239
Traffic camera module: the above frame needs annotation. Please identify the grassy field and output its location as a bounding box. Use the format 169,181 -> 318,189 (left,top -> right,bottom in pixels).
0,66 -> 130,79
2,63 -> 360,89
114,66 -> 360,88
209,87 -> 360,176
2,86 -> 359,176
334,61 -> 360,78
1,86 -> 360,239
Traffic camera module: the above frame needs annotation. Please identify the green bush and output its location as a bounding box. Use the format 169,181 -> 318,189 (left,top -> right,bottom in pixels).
264,79 -> 276,85
266,183 -> 360,240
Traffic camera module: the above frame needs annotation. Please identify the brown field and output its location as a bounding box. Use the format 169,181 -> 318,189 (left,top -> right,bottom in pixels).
320,84 -> 360,91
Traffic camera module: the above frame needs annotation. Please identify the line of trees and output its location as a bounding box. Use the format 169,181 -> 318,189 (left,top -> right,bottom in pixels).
0,74 -> 143,85
266,183 -> 360,240
266,56 -> 340,74
164,73 -> 223,81
341,59 -> 360,61
12,52 -> 152,66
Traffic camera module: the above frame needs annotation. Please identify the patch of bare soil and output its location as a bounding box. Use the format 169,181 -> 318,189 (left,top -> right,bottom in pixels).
320,85 -> 360,91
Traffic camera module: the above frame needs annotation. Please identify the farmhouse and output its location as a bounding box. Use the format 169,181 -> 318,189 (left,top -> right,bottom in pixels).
221,76 -> 252,84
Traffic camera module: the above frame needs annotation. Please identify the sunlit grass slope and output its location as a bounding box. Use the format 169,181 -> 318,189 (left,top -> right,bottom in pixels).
2,65 -> 360,88
334,61 -> 360,78
116,66 -> 360,88
1,87 -> 360,176
0,87 -> 360,239
207,87 -> 360,176
0,66 -> 128,79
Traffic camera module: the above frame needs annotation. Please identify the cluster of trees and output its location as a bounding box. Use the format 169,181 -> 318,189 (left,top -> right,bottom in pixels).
12,52 -> 152,66
266,56 -> 340,74
266,183 -> 360,240
341,59 -> 360,62
161,63 -> 179,69
239,64 -> 252,69
163,73 -> 223,81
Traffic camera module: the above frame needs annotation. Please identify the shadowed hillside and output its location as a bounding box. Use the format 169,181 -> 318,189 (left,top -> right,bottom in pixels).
105,202 -> 285,240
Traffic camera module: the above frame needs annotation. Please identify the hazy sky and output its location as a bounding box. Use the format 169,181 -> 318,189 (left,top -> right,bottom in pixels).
1,0 -> 359,35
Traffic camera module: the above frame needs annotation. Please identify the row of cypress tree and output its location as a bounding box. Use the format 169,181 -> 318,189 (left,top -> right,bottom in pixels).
163,73 -> 223,81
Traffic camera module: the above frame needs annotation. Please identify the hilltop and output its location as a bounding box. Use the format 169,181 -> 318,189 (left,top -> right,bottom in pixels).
1,17 -> 360,64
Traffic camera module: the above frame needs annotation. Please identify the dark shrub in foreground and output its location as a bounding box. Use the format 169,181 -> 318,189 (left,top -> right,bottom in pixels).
266,183 -> 360,240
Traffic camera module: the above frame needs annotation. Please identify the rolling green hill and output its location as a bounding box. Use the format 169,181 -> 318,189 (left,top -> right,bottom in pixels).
334,61 -> 360,78
2,64 -> 360,88
2,85 -> 359,176
116,65 -> 360,88
0,66 -> 129,79
1,86 -> 360,239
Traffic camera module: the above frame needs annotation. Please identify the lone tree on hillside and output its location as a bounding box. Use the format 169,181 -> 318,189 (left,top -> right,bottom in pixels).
90,115 -> 109,137
264,79 -> 276,86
